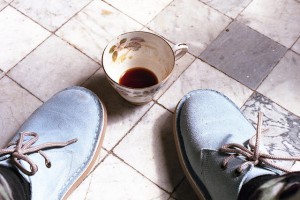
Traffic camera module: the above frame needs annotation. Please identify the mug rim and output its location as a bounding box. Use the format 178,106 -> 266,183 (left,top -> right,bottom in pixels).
101,31 -> 176,90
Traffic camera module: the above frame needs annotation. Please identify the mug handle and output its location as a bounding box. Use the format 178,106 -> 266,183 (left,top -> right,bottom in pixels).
173,43 -> 188,61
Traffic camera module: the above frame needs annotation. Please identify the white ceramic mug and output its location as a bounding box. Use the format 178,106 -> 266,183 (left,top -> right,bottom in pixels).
102,31 -> 188,105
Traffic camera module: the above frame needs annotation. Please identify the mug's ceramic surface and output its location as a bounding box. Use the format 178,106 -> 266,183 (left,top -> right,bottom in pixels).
102,31 -> 188,105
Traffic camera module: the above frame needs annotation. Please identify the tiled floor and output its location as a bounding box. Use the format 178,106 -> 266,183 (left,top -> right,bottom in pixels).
1,0 -> 300,199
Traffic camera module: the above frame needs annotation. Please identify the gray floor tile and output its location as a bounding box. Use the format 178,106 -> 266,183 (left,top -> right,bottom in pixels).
258,50 -> 300,117
201,0 -> 252,18
12,0 -> 92,31
242,92 -> 300,170
200,21 -> 287,90
8,35 -> 99,102
147,0 -> 231,56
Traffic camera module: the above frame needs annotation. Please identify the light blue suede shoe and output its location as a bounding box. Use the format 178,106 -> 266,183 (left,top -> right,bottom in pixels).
0,86 -> 107,200
174,90 -> 285,200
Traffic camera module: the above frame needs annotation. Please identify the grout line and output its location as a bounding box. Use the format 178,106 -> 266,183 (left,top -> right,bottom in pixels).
107,102 -> 156,151
5,33 -> 52,76
53,0 -> 95,33
235,0 -> 255,19
102,0 -> 145,27
9,4 -> 52,33
111,152 -> 173,195
5,75 -> 44,103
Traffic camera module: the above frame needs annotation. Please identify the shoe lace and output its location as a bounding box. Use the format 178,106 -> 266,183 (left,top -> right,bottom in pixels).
0,132 -> 77,176
219,112 -> 300,175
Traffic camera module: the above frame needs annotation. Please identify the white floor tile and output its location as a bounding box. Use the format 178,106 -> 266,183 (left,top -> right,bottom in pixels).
0,76 -> 42,148
12,0 -> 92,31
114,104 -> 184,192
258,50 -> 300,117
158,59 -> 253,112
0,6 -> 50,72
292,37 -> 300,55
201,0 -> 252,18
56,0 -> 142,63
148,0 -> 231,56
105,0 -> 172,25
238,0 -> 300,48
0,0 -> 8,11
8,35 -> 99,101
86,155 -> 170,200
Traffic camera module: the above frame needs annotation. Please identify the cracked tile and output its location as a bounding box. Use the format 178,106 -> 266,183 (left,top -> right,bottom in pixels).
8,35 -> 99,102
200,21 -> 287,90
258,50 -> 300,116
0,76 -> 42,148
238,0 -> 300,48
0,6 -> 50,72
147,0 -> 231,56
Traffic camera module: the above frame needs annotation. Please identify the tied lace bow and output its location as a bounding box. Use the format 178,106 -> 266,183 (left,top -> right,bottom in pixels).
0,132 -> 77,176
219,112 -> 300,175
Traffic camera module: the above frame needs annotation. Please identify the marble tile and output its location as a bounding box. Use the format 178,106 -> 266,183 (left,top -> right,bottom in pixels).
68,149 -> 108,200
238,0 -> 300,48
114,104 -> 184,192
172,178 -> 198,200
158,58 -> 253,112
12,0 -> 91,32
105,0 -> 172,25
257,51 -> 300,117
8,35 -> 99,102
86,155 -> 170,200
242,92 -> 300,170
0,6 -> 50,72
292,37 -> 300,54
83,68 -> 154,150
0,76 -> 42,148
200,21 -> 287,90
201,0 -> 252,18
0,0 -> 8,11
56,0 -> 142,63
147,0 -> 231,56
